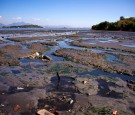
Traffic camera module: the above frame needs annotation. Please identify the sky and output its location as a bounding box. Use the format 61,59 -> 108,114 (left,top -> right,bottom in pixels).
0,0 -> 135,27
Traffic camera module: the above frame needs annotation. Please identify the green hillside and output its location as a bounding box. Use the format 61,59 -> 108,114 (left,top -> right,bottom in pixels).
92,16 -> 135,32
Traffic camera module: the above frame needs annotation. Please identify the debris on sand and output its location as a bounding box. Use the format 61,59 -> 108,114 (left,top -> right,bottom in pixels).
112,110 -> 117,115
26,52 -> 40,59
22,52 -> 52,61
13,104 -> 21,112
70,99 -> 74,104
17,87 -> 24,90
83,80 -> 88,84
37,109 -> 54,115
50,108 -> 59,115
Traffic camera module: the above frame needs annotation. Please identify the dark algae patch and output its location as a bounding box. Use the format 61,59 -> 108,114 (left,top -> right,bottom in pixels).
85,106 -> 112,115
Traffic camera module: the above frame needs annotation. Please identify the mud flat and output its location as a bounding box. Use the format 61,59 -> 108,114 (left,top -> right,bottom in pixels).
8,36 -> 55,42
71,40 -> 135,53
0,43 -> 49,66
0,61 -> 135,115
54,48 -> 135,76
0,30 -> 135,114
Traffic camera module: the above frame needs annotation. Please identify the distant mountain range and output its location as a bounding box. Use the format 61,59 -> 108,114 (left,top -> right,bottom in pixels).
0,23 -> 5,27
0,22 -> 89,29
0,22 -> 31,27
8,22 -> 31,26
0,22 -> 68,28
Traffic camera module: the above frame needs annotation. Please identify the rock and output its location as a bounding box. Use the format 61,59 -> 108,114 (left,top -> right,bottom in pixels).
26,84 -> 30,87
31,53 -> 39,58
83,80 -> 88,84
127,80 -> 135,91
17,87 -> 24,90
0,104 -> 5,107
112,110 -> 117,115
86,92 -> 91,96
75,78 -> 99,96
37,109 -> 54,115
62,96 -> 66,99
44,104 -> 49,109
129,80 -> 135,84
13,104 -> 21,112
70,99 -> 74,104
50,108 -> 59,115
42,55 -> 52,61
35,52 -> 40,56
26,52 -> 40,59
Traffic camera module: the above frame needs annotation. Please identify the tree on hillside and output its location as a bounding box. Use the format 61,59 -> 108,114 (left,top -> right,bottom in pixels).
92,21 -> 110,30
120,16 -> 125,20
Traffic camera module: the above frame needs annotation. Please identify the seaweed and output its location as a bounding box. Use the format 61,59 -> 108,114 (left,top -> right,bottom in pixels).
46,63 -> 87,74
85,106 -> 112,115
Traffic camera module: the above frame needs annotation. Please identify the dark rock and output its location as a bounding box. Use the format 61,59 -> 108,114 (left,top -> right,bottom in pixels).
42,55 -> 52,61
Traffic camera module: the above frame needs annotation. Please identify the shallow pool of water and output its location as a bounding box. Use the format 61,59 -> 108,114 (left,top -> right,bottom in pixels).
121,44 -> 135,48
43,39 -> 86,61
20,58 -> 42,63
99,39 -> 118,43
105,54 -> 119,63
1,31 -> 76,39
78,69 -> 135,81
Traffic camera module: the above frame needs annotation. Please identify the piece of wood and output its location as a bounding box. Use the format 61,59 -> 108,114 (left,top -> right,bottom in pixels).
56,72 -> 60,90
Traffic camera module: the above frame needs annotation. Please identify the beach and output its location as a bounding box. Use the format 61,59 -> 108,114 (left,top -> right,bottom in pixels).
0,29 -> 135,114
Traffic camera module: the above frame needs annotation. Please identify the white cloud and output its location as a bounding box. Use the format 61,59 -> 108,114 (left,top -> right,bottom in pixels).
12,17 -> 22,20
0,16 -> 2,19
125,16 -> 129,18
32,18 -> 40,21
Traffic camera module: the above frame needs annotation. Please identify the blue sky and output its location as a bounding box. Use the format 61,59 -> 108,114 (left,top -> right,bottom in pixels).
0,0 -> 135,27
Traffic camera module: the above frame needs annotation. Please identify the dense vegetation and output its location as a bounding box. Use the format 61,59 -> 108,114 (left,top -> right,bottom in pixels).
92,16 -> 135,32
2,24 -> 43,28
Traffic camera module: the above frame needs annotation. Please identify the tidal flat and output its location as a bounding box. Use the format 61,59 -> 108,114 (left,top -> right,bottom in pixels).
0,29 -> 135,115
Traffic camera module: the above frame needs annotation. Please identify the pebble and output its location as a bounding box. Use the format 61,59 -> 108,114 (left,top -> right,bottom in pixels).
70,100 -> 74,104
13,105 -> 21,112
0,104 -> 5,107
44,104 -> 49,109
